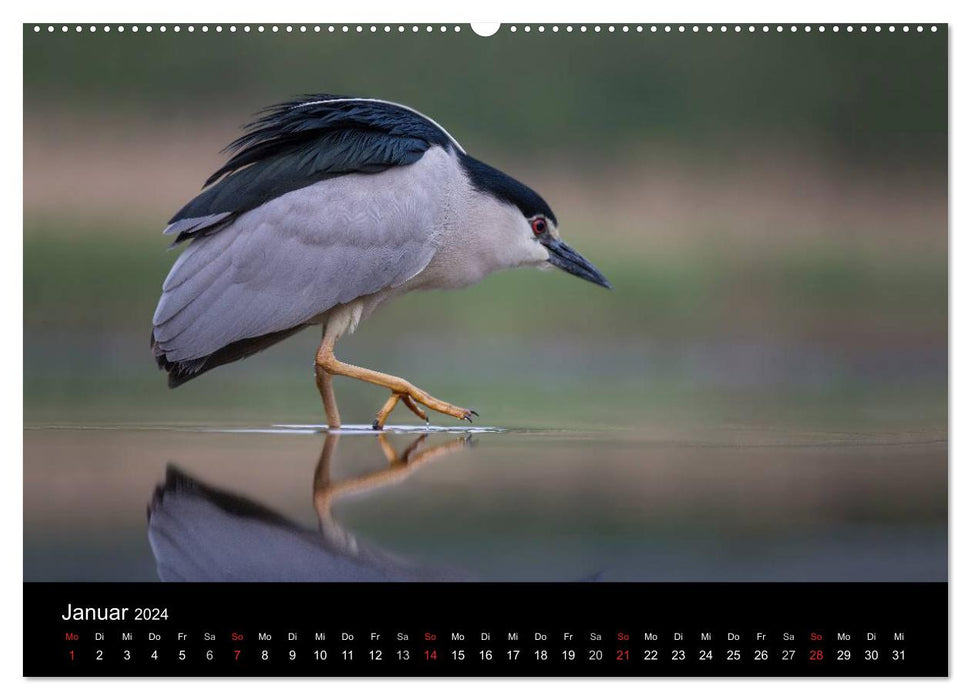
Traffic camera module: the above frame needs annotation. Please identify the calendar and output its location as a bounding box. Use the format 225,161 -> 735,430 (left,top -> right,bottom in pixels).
25,583 -> 946,676
23,18 -> 949,682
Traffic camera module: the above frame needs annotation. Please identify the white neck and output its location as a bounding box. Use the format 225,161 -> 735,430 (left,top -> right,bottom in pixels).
413,155 -> 548,291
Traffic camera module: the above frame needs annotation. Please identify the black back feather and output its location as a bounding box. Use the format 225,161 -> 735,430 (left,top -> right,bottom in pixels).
167,94 -> 461,243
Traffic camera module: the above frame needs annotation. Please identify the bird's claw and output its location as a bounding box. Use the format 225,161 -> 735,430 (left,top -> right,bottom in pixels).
371,388 -> 476,428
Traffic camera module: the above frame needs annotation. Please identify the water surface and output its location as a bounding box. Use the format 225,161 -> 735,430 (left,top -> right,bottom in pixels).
24,425 -> 946,582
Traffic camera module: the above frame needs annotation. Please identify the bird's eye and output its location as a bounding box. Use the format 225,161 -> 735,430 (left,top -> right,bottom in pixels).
531,218 -> 547,236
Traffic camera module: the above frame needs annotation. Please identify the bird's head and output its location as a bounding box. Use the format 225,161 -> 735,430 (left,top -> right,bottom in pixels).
522,212 -> 612,290
460,153 -> 612,289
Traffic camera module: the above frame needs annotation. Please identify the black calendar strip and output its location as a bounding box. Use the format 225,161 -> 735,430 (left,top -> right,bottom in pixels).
24,582 -> 947,677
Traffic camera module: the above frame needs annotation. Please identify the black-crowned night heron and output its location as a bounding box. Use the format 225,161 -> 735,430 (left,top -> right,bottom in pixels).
152,95 -> 611,429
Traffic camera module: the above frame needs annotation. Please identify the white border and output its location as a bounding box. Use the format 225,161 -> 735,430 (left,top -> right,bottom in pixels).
5,1 -> 964,698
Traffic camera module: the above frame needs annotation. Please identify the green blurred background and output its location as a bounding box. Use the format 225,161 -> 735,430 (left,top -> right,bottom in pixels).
24,25 -> 947,432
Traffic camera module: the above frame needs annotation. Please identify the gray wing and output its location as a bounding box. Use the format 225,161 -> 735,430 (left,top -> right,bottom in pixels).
152,146 -> 454,369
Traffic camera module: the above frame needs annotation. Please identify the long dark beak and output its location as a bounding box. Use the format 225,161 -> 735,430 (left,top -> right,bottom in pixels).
545,239 -> 612,289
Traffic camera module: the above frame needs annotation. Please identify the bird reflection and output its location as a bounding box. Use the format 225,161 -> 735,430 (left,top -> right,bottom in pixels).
148,433 -> 473,582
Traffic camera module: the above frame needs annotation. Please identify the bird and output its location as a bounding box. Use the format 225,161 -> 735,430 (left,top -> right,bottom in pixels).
151,94 -> 611,429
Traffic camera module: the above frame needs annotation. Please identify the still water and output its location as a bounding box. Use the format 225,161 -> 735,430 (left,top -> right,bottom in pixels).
24,425 -> 946,582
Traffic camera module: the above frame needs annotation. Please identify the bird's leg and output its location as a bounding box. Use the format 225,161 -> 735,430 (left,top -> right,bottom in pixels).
315,334 -> 476,429
314,362 -> 342,429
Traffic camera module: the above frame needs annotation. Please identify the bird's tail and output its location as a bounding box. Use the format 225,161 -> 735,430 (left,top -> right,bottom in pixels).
151,324 -> 309,388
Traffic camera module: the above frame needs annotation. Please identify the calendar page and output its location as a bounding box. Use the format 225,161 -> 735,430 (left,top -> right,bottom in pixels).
22,20 -> 947,677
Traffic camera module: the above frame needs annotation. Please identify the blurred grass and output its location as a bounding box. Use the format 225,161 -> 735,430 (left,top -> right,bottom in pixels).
23,27 -> 946,165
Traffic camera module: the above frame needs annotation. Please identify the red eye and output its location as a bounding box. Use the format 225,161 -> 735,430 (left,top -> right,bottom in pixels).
531,218 -> 547,236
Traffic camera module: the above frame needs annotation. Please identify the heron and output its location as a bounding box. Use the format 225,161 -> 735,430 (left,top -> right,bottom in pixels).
152,95 -> 611,429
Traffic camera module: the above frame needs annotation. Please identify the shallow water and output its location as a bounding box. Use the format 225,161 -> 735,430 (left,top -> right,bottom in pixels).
23,424 -> 946,582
